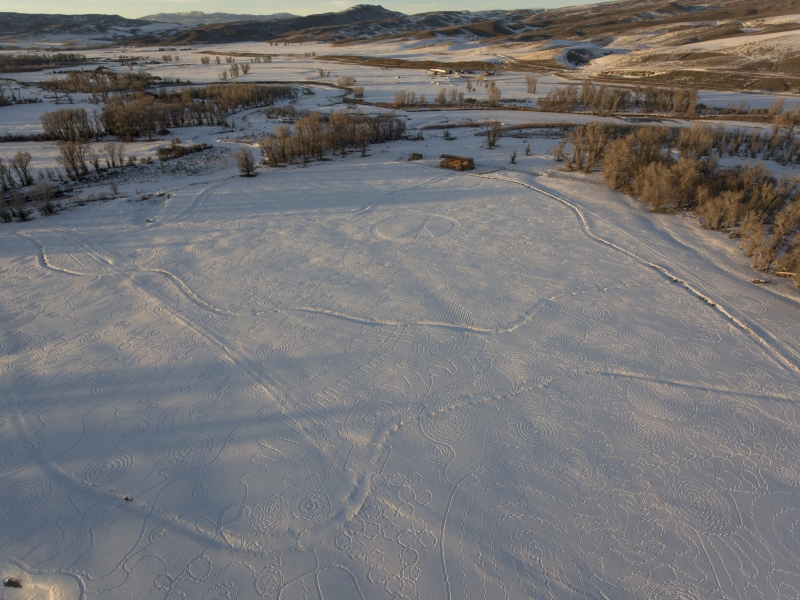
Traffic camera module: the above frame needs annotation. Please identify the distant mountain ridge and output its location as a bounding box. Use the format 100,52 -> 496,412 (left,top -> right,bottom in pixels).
0,12 -> 159,37
152,4 -> 404,45
139,11 -> 297,26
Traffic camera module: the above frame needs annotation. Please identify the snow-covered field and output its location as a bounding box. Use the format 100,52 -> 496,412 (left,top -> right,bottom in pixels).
4,53 -> 800,600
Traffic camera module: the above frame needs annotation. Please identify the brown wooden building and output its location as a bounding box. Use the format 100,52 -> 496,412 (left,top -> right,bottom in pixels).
439,154 -> 474,171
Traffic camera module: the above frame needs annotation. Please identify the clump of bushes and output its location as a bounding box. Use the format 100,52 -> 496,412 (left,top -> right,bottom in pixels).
156,138 -> 213,162
597,123 -> 800,275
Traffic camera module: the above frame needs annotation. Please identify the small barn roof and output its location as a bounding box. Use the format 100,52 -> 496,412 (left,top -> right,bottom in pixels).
439,154 -> 474,161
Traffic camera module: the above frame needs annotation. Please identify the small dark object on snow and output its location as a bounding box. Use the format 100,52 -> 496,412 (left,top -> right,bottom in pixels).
4,577 -> 23,588
124,495 -> 133,502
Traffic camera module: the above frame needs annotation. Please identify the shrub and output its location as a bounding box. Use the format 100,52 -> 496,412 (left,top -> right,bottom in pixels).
156,139 -> 212,161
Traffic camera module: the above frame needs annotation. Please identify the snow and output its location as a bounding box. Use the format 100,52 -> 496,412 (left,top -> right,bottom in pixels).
3,47 -> 800,600
680,28 -> 800,52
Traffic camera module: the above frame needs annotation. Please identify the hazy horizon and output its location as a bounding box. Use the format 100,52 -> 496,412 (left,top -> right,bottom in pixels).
1,0 -> 610,20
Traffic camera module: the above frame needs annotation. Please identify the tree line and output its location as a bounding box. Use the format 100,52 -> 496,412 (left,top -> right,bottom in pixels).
554,121 -> 800,278
538,83 -> 698,116
40,69 -> 159,100
40,83 -> 296,141
0,53 -> 88,73
259,110 -> 406,165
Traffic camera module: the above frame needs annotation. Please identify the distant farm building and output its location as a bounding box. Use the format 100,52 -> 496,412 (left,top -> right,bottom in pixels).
429,68 -> 454,76
440,154 -> 474,171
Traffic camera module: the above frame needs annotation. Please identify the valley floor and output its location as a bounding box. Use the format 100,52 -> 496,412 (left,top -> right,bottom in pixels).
2,45 -> 800,599
4,145 -> 800,598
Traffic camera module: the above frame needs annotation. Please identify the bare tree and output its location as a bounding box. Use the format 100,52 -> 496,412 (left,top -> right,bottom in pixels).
633,161 -> 673,211
437,88 -> 447,106
562,123 -> 611,173
487,120 -> 502,148
510,149 -> 517,164
9,151 -> 33,186
526,75 -> 538,94
487,83 -> 501,107
230,63 -> 240,78
87,149 -> 100,172
103,141 -> 124,168
219,71 -> 228,81
241,63 -> 251,75
237,148 -> 257,176
56,142 -> 89,180
0,158 -> 15,190
553,139 -> 567,163
201,56 -> 211,65
30,182 -> 55,215
215,56 -> 221,64
774,106 -> 800,136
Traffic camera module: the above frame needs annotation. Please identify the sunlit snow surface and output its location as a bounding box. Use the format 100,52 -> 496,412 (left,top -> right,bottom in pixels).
4,154 -> 800,599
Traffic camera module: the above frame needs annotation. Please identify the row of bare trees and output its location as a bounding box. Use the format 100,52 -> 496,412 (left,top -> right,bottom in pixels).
201,55 -> 271,65
40,69 -> 157,99
219,62 -> 252,80
258,110 -> 406,165
392,86 -> 485,108
56,141 -> 125,180
40,84 -> 296,142
538,83 -> 697,116
0,53 -> 87,73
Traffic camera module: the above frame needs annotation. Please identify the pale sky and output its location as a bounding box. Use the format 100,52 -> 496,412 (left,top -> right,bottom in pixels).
2,0 -> 608,19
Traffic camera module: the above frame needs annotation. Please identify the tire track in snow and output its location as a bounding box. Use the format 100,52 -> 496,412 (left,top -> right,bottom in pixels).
17,233 -> 232,316
478,173 -> 800,378
153,179 -> 230,227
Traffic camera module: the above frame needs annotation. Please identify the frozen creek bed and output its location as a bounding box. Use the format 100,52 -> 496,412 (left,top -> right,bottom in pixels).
2,158 -> 800,600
